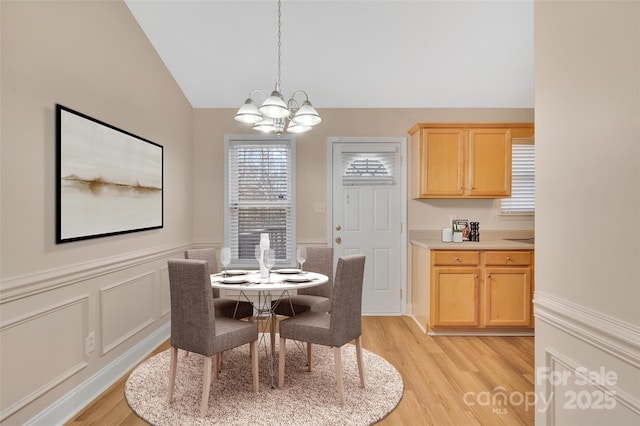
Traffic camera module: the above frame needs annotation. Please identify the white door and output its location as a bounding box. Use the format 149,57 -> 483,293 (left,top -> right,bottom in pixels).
330,139 -> 405,315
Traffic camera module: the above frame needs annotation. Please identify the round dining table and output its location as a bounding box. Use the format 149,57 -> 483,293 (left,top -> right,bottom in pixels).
211,269 -> 328,387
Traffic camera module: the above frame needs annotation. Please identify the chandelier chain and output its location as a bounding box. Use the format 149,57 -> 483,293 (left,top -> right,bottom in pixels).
277,0 -> 282,90
234,0 -> 321,133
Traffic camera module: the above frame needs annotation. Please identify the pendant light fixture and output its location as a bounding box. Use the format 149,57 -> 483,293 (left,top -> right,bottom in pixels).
234,0 -> 321,134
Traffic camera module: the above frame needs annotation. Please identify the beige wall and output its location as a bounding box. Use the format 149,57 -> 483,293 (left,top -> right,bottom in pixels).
534,1 -> 640,424
0,1 -> 192,423
1,0 -> 194,279
192,107 -> 534,247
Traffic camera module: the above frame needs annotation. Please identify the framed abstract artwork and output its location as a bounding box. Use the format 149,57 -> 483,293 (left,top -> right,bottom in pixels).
56,104 -> 163,243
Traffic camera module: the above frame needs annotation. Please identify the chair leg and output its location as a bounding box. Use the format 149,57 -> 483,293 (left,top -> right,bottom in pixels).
334,346 -> 345,406
201,356 -> 212,417
214,353 -> 221,380
307,342 -> 313,372
278,336 -> 286,389
251,341 -> 259,392
167,346 -> 178,404
355,335 -> 366,388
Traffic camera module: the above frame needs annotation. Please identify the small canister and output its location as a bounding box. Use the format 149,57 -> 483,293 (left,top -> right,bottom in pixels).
441,227 -> 453,242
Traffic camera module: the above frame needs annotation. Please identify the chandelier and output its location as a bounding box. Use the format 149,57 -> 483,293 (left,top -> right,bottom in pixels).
234,0 -> 321,134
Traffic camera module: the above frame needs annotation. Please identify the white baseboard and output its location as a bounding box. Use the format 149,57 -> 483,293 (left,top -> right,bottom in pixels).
25,322 -> 170,426
409,314 -> 427,333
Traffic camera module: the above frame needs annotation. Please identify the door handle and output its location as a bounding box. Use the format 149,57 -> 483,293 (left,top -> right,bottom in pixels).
335,237 -> 342,244
335,225 -> 342,231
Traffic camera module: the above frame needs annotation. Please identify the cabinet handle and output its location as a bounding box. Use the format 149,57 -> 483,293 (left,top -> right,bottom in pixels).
454,256 -> 460,262
487,274 -> 491,279
506,257 -> 511,261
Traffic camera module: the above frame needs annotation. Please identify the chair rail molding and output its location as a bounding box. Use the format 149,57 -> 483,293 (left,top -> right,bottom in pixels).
534,291 -> 640,368
0,241 -> 192,303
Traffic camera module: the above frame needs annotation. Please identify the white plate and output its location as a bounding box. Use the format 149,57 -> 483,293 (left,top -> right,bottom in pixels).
284,275 -> 311,283
221,276 -> 248,284
275,268 -> 302,274
224,270 -> 248,276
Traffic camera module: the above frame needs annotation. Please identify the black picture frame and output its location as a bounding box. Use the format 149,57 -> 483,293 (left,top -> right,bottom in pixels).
56,104 -> 163,243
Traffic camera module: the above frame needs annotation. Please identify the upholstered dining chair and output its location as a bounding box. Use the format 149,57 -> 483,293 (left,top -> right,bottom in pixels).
167,259 -> 259,417
185,248 -> 253,320
272,246 -> 334,316
277,254 -> 366,406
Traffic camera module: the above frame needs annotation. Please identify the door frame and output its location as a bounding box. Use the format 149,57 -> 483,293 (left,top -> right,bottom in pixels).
326,137 -> 408,315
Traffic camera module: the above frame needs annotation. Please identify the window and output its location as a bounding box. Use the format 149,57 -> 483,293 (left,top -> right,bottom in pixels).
224,135 -> 295,268
500,140 -> 535,214
341,149 -> 398,186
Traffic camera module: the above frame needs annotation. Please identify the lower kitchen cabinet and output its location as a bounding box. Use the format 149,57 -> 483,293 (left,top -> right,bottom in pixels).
483,250 -> 532,327
484,267 -> 531,326
432,266 -> 480,327
429,249 -> 533,331
430,250 -> 481,327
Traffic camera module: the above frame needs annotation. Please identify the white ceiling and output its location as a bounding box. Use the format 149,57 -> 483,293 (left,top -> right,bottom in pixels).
124,0 -> 534,109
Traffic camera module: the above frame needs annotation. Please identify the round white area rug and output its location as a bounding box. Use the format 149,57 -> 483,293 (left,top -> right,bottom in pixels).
125,336 -> 403,425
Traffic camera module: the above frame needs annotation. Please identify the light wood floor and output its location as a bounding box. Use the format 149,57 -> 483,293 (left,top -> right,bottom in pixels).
67,316 -> 534,425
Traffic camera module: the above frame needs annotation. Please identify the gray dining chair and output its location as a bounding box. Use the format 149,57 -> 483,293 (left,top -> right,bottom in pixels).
167,259 -> 259,417
272,246 -> 334,316
277,254 -> 366,406
185,248 -> 254,319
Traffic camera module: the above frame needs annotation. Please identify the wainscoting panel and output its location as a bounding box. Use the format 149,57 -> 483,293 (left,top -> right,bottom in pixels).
0,296 -> 88,421
535,291 -> 640,425
0,229 -> 187,423
99,272 -> 155,356
543,348 -> 640,425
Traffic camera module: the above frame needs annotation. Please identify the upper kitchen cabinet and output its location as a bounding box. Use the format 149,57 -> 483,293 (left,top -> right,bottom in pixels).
409,123 -> 534,199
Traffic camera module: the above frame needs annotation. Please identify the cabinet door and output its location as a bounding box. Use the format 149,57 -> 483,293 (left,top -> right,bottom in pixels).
467,128 -> 512,197
484,267 -> 531,327
431,267 -> 480,327
421,129 -> 465,197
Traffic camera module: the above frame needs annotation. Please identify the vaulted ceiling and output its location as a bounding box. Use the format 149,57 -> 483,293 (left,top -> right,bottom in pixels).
125,1 -> 533,109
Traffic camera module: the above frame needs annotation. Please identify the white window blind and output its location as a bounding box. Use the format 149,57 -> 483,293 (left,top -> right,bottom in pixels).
501,142 -> 535,214
225,136 -> 295,267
